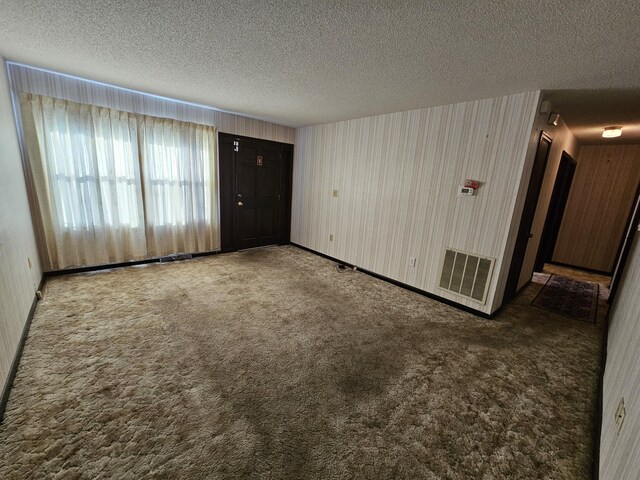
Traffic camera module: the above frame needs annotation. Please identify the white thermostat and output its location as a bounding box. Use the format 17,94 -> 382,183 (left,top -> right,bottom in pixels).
458,186 -> 476,196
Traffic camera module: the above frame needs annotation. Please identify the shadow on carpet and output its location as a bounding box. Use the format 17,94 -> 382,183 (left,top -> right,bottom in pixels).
532,274 -> 598,323
0,246 -> 604,479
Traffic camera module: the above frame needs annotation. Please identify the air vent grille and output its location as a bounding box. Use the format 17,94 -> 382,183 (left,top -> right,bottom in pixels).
438,248 -> 495,304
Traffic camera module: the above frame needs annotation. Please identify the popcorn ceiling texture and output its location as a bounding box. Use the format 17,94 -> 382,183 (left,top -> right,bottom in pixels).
0,246 -> 604,479
0,1 -> 639,127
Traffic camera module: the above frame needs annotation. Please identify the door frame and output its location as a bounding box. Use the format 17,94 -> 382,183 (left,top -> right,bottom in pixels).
503,131 -> 553,303
218,133 -> 293,252
533,150 -> 577,272
609,181 -> 640,303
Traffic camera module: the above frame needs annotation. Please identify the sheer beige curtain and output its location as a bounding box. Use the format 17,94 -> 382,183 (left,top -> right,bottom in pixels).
20,94 -> 220,270
20,94 -> 147,270
138,116 -> 220,256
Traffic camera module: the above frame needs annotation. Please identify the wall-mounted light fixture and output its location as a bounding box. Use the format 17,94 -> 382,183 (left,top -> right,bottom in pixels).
602,126 -> 622,138
548,113 -> 560,126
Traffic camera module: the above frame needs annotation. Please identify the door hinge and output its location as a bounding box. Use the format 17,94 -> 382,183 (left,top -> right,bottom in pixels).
234,140 -> 239,152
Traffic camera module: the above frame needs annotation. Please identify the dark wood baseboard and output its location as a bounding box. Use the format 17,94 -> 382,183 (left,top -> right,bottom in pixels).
0,275 -> 45,425
547,261 -> 612,277
191,250 -> 223,259
290,242 -> 499,319
44,250 -> 223,277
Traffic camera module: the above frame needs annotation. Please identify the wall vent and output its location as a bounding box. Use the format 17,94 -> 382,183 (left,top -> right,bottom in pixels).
438,248 -> 495,304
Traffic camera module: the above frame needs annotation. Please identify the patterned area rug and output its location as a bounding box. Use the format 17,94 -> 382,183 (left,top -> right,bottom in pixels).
532,274 -> 599,323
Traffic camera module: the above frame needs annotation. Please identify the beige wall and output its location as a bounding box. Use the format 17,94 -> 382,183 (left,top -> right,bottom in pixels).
8,63 -> 295,145
553,145 -> 640,272
292,91 -> 540,315
600,229 -> 640,479
517,115 -> 578,289
0,57 -> 42,395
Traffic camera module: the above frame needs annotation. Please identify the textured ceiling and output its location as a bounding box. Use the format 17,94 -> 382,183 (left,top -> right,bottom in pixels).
1,1 -> 640,130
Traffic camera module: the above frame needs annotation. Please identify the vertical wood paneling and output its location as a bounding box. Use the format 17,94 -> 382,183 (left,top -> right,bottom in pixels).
292,91 -> 540,314
0,58 -> 42,392
553,145 -> 640,272
517,117 -> 578,289
600,234 -> 640,479
7,64 -> 295,144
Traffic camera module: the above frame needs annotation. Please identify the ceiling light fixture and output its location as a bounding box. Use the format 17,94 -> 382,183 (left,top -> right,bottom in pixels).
548,113 -> 560,126
602,126 -> 622,138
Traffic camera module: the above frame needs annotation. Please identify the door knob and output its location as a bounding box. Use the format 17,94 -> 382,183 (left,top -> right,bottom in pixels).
237,201 -> 244,207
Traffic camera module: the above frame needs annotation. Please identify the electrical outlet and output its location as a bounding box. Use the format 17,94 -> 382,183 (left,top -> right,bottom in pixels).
615,397 -> 626,432
332,189 -> 339,197
409,257 -> 416,267
329,234 -> 334,242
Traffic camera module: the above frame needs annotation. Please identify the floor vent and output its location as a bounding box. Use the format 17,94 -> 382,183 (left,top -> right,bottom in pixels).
159,253 -> 193,263
438,248 -> 495,304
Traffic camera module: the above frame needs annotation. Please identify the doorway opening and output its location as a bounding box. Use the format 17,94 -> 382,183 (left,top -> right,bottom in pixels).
218,133 -> 293,252
529,148 -> 613,306
504,131 -> 552,303
508,140 -> 640,310
534,151 -> 576,272
609,183 -> 640,303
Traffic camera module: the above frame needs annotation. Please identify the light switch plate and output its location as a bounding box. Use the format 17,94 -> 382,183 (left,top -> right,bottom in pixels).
409,257 -> 416,267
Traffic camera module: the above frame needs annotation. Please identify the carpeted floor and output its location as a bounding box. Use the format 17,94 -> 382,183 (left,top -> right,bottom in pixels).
0,246 -> 604,479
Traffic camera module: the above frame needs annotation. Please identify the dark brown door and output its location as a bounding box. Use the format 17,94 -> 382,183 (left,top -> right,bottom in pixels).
534,151 -> 576,272
503,132 -> 552,303
219,133 -> 293,251
235,141 -> 281,249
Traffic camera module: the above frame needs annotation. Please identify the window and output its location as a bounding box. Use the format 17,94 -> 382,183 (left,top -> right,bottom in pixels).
21,94 -> 220,270
139,116 -> 218,256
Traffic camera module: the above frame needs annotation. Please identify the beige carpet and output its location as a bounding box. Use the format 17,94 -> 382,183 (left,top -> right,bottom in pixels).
0,246 -> 604,479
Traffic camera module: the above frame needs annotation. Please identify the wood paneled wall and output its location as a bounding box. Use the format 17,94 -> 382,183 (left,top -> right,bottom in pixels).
553,145 -> 640,272
7,63 -> 295,144
0,58 -> 42,397
292,91 -> 540,314
517,116 -> 578,289
600,233 -> 640,479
